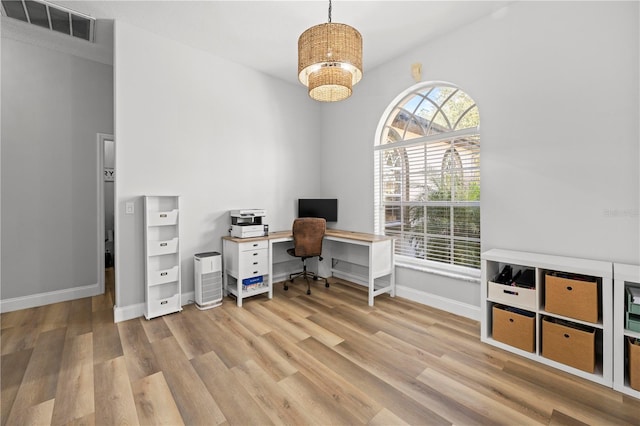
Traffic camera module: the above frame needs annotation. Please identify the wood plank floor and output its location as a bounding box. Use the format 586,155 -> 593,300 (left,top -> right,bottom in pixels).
2,276 -> 639,425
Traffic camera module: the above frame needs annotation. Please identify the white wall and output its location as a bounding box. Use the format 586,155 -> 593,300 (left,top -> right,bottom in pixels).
1,24 -> 114,307
321,1 -> 639,311
114,22 -> 321,314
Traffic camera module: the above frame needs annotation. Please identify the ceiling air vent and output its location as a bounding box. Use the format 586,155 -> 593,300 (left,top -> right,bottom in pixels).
1,0 -> 94,42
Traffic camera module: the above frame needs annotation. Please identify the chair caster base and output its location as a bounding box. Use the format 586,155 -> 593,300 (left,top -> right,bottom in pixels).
325,282 -> 330,288
284,285 -> 288,291
306,289 -> 311,295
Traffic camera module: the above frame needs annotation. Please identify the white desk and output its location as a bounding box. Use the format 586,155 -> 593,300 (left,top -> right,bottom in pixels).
223,229 -> 395,306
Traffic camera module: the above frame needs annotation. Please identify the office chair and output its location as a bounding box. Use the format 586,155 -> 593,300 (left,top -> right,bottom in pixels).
284,217 -> 330,295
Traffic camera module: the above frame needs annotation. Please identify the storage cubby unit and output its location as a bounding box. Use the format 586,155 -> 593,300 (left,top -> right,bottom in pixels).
613,263 -> 640,399
144,196 -> 182,319
481,249 -> 612,386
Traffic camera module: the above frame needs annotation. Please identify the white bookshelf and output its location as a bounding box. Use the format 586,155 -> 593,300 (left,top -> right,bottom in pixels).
481,249 -> 613,387
144,196 -> 182,319
613,263 -> 640,399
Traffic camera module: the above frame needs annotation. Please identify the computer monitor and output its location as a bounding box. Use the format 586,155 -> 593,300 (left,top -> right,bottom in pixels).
298,198 -> 338,222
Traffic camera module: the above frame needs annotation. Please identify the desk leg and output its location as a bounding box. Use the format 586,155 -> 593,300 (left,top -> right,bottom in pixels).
223,269 -> 228,298
268,241 -> 274,300
368,245 -> 375,306
390,239 -> 396,297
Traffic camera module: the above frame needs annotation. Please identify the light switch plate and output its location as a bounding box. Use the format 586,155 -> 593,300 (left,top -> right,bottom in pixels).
125,202 -> 134,215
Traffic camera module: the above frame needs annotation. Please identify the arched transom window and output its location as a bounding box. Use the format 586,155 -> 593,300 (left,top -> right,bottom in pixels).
374,82 -> 480,269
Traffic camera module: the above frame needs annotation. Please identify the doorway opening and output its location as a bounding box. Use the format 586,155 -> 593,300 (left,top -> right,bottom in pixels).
98,133 -> 115,305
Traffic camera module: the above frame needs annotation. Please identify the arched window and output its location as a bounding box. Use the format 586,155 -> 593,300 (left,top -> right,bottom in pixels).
374,82 -> 480,269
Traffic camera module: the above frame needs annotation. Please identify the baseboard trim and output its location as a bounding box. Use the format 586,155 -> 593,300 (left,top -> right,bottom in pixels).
113,302 -> 144,323
331,271 -> 368,287
395,285 -> 481,321
0,282 -> 101,313
4,280 -> 480,323
330,272 -> 479,320
114,291 -> 195,323
110,285 -> 480,324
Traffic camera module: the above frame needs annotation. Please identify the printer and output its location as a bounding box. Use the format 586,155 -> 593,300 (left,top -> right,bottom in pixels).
229,209 -> 268,238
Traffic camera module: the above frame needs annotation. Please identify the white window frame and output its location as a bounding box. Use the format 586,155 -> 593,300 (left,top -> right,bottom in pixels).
374,81 -> 480,278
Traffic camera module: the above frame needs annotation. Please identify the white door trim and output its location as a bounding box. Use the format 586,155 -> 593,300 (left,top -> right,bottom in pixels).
97,133 -> 114,296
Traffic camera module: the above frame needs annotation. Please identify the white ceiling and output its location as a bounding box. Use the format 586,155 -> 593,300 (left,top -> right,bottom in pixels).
51,1 -> 511,85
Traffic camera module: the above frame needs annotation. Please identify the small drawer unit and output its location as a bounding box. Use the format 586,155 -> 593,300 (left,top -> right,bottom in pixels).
223,236 -> 272,307
239,248 -> 269,277
545,272 -> 599,323
542,316 -> 596,373
492,305 -> 535,352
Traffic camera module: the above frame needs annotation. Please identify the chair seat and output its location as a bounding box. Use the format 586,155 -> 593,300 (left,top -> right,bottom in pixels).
287,247 -> 314,260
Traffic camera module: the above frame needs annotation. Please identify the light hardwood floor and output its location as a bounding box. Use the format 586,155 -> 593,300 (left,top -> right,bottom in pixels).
2,276 -> 639,425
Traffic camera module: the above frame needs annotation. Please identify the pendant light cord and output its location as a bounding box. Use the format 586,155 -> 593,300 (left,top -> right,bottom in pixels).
328,0 -> 332,23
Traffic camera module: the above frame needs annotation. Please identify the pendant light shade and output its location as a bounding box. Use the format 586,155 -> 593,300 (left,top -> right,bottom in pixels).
298,3 -> 362,102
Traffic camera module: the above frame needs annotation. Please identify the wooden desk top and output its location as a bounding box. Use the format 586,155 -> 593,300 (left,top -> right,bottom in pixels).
222,228 -> 394,244
325,229 -> 395,243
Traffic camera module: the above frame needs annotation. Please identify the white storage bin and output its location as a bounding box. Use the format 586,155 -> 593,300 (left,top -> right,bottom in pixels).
148,209 -> 179,226
149,266 -> 179,286
488,281 -> 537,310
147,293 -> 181,318
148,237 -> 179,256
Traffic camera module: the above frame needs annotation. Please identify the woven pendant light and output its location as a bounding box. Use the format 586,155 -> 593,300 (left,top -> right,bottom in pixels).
298,1 -> 362,102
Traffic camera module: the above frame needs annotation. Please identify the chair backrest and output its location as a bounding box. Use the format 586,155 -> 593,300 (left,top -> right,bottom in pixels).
292,217 -> 326,257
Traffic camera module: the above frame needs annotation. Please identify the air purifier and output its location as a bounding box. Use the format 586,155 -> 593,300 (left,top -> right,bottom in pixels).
194,251 -> 223,310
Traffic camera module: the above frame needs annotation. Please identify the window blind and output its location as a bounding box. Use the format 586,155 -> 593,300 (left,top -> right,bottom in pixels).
374,85 -> 480,269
